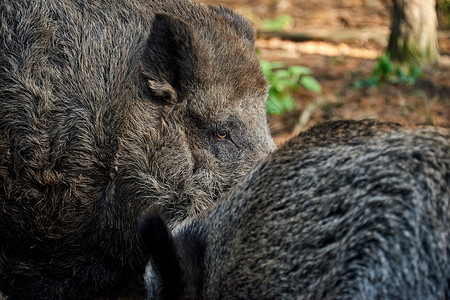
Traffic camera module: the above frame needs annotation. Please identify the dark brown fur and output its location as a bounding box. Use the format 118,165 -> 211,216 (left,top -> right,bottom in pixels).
0,0 -> 274,298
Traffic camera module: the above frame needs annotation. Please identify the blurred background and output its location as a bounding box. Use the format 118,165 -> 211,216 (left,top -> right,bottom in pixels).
199,0 -> 449,144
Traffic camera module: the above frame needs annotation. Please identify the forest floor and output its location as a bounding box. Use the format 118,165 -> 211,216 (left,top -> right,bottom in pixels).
199,0 -> 450,145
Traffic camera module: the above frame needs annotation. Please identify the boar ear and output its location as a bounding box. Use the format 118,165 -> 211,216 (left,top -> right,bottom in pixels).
140,14 -> 200,104
139,210 -> 205,300
139,209 -> 184,299
209,5 -> 256,49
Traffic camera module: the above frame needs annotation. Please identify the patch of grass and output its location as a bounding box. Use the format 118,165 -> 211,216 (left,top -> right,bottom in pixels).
354,54 -> 424,89
261,60 -> 322,115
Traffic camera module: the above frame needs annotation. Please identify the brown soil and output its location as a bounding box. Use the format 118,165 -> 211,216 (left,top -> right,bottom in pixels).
200,0 -> 450,145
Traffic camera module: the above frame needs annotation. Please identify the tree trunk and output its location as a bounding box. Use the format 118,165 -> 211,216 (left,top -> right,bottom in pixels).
387,0 -> 439,66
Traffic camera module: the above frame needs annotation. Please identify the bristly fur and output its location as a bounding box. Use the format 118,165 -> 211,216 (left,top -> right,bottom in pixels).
144,121 -> 450,299
0,0 -> 275,298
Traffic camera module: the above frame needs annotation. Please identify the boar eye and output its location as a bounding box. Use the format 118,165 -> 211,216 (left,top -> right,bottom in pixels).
216,129 -> 228,139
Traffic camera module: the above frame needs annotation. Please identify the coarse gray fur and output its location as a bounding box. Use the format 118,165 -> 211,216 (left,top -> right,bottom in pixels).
0,0 -> 275,298
141,120 -> 449,299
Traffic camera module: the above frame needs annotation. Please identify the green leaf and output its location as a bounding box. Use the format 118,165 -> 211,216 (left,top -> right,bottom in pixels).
260,60 -> 274,74
353,80 -> 364,89
280,96 -> 295,111
408,65 -> 423,78
300,75 -> 322,93
261,59 -> 321,115
378,55 -> 392,75
364,77 -> 380,87
266,96 -> 283,115
288,65 -> 311,76
274,80 -> 289,92
269,62 -> 286,69
273,69 -> 291,80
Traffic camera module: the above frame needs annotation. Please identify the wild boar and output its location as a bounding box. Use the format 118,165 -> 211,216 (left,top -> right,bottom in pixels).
0,0 -> 274,298
141,120 -> 449,299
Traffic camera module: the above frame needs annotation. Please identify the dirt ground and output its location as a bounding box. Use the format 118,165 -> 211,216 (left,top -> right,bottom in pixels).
199,0 -> 450,145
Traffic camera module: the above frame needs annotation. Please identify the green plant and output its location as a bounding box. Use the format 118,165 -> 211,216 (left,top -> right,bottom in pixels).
354,54 -> 424,89
261,15 -> 292,31
261,60 -> 322,115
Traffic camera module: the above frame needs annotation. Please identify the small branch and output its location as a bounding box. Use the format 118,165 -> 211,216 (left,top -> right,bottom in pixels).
296,97 -> 327,131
